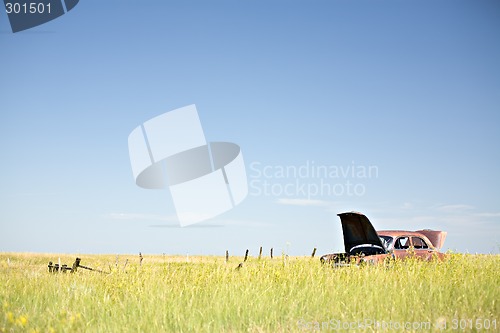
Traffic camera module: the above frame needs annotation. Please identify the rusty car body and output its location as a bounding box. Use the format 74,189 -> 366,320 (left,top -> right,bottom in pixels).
378,229 -> 447,261
320,212 -> 447,266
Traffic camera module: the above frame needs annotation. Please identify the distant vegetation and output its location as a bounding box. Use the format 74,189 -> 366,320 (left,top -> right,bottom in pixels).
1,253 -> 498,332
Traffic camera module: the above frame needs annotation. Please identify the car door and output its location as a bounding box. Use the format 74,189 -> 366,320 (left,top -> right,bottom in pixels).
393,236 -> 411,259
410,236 -> 433,260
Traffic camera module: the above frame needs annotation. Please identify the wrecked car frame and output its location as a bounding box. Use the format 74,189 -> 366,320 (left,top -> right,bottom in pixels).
320,212 -> 447,266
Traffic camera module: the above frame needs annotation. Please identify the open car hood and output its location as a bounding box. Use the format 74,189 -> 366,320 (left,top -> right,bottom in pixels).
338,212 -> 386,253
416,229 -> 447,250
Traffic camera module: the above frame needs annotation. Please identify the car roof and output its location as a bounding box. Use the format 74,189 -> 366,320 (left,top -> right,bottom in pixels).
377,230 -> 430,238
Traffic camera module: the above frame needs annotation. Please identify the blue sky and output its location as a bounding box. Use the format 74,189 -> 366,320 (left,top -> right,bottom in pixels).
1,0 -> 499,256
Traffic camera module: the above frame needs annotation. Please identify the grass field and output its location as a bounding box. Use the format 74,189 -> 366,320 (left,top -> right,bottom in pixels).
1,252 -> 498,332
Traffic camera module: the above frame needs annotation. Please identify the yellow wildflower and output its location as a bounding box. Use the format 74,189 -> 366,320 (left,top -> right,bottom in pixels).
6,311 -> 14,324
16,315 -> 28,327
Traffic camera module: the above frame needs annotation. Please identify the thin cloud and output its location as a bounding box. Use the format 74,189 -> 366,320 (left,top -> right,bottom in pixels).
217,218 -> 273,228
3,192 -> 61,198
149,218 -> 271,228
401,202 -> 414,210
106,213 -> 177,222
474,212 -> 500,218
276,198 -> 332,207
435,204 -> 475,213
149,223 -> 224,228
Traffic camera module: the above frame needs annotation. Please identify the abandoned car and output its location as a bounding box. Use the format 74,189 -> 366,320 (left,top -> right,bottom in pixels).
378,229 -> 447,261
320,211 -> 447,265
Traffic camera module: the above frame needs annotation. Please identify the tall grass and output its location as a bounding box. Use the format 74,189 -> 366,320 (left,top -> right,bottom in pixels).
1,253 -> 498,332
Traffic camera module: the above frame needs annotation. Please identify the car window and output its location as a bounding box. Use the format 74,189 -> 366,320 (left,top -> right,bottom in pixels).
380,236 -> 393,250
412,237 -> 428,249
394,237 -> 410,249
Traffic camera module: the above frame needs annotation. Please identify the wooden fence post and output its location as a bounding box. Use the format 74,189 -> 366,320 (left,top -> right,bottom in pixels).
270,248 -> 273,259
311,247 -> 317,258
244,249 -> 249,262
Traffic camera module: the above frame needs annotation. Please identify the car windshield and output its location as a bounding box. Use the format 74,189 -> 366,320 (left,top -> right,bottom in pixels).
379,236 -> 393,250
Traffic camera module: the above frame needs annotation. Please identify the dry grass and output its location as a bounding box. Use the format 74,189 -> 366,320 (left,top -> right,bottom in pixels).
1,253 -> 498,332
